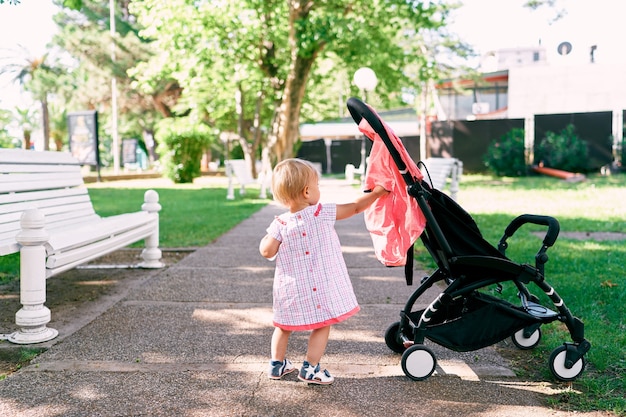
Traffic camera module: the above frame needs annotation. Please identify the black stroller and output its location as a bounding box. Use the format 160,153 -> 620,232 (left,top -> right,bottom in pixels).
347,97 -> 590,382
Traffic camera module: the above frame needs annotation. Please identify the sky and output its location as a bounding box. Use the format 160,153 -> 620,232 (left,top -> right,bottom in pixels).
0,1 -> 59,110
0,0 -> 625,110
449,0 -> 626,65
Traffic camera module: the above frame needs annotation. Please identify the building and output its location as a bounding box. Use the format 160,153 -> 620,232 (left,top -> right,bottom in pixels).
434,45 -> 624,172
299,45 -> 624,174
298,108 -> 420,174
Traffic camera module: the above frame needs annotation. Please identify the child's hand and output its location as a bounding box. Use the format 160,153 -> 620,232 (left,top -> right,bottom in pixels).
371,185 -> 389,196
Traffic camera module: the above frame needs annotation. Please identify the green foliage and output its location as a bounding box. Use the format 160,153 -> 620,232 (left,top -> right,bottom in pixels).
128,0 -> 464,161
0,108 -> 18,148
534,124 -> 589,172
155,118 -> 212,183
62,0 -> 82,9
0,253 -> 19,283
483,127 -> 527,176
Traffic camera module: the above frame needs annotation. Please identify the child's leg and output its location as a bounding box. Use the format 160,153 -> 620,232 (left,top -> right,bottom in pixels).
305,325 -> 331,365
271,327 -> 292,361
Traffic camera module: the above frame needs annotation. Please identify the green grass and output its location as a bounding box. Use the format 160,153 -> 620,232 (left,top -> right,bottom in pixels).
88,186 -> 268,248
415,173 -> 626,414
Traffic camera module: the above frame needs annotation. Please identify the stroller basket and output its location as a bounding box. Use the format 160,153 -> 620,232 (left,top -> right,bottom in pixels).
408,291 -> 542,352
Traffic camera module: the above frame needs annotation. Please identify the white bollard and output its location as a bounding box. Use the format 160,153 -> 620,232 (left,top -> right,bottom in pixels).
225,161 -> 235,200
139,189 -> 164,268
9,209 -> 58,344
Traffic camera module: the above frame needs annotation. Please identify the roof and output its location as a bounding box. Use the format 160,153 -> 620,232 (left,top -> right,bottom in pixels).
299,108 -> 420,141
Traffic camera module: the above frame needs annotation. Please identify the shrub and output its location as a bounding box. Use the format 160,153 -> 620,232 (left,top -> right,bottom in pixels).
483,128 -> 527,177
534,124 -> 589,172
156,118 -> 212,183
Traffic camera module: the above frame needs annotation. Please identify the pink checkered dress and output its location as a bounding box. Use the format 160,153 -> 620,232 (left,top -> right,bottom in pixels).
266,203 -> 360,331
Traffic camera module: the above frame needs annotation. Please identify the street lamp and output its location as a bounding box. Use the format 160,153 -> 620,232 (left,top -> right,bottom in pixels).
353,67 -> 378,97
353,67 -> 378,186
110,0 -> 120,175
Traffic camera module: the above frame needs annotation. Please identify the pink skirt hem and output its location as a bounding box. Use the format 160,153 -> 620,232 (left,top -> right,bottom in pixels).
274,306 -> 360,331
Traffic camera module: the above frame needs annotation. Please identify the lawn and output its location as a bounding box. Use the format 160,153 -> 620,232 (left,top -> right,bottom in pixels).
415,173 -> 626,414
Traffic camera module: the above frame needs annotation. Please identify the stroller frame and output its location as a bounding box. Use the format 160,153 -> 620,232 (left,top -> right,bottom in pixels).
347,97 -> 591,381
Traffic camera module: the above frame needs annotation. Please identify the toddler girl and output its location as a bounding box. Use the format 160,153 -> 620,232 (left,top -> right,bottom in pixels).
259,158 -> 388,384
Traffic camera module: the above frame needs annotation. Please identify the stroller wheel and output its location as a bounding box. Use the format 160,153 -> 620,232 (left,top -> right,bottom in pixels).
401,345 -> 437,381
511,327 -> 542,350
549,345 -> 586,381
384,322 -> 406,353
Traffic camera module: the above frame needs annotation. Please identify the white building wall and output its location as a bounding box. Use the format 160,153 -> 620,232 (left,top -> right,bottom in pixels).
508,64 -> 626,118
480,47 -> 547,72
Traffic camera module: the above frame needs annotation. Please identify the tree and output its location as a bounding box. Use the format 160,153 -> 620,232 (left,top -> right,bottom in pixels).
0,47 -> 61,150
13,106 -> 36,149
52,0 -> 183,164
129,0 -> 460,169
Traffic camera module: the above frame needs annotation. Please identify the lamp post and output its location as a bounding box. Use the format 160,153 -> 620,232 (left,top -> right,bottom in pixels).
353,67 -> 378,186
110,0 -> 120,175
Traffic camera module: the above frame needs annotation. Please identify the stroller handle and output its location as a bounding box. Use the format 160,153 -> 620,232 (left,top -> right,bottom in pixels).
504,214 -> 560,247
347,97 -> 414,186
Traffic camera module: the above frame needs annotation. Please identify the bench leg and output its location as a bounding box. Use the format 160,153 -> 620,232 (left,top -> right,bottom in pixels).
9,209 -> 58,344
140,190 -> 163,268
226,162 -> 235,200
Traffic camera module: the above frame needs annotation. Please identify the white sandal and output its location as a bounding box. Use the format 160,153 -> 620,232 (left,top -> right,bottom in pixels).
298,361 -> 334,385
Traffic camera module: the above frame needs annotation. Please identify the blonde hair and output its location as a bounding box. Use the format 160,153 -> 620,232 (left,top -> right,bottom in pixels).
271,158 -> 319,206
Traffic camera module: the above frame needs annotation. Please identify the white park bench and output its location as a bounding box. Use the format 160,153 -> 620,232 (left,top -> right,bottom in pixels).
225,159 -> 271,199
419,157 -> 463,201
0,149 -> 163,344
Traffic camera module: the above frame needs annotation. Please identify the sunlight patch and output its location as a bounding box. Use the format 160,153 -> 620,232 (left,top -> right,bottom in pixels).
192,307 -> 273,330
72,386 -> 106,400
486,379 -> 583,395
0,294 -> 18,300
78,280 -> 117,286
341,245 -> 374,254
330,328 -> 382,343
359,275 -> 403,283
235,266 -> 274,273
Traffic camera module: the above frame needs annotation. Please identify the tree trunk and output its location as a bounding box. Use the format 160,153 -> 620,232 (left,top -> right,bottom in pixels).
41,97 -> 50,151
23,130 -> 32,150
269,1 -> 321,162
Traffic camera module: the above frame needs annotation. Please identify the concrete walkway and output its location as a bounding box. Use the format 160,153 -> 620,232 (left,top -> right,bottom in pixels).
0,178 -> 610,416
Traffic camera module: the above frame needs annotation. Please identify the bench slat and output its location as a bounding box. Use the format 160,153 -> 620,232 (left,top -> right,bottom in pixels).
0,149 -> 80,165
0,162 -> 81,174
420,158 -> 463,201
0,205 -> 97,234
47,212 -> 157,253
0,187 -> 88,205
226,159 -> 256,185
0,194 -> 93,216
0,238 -> 18,256
0,173 -> 84,193
46,223 -> 157,274
0,169 -> 82,180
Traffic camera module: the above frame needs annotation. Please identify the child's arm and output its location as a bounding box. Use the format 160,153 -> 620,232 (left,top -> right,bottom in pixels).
259,234 -> 281,259
336,185 -> 389,220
